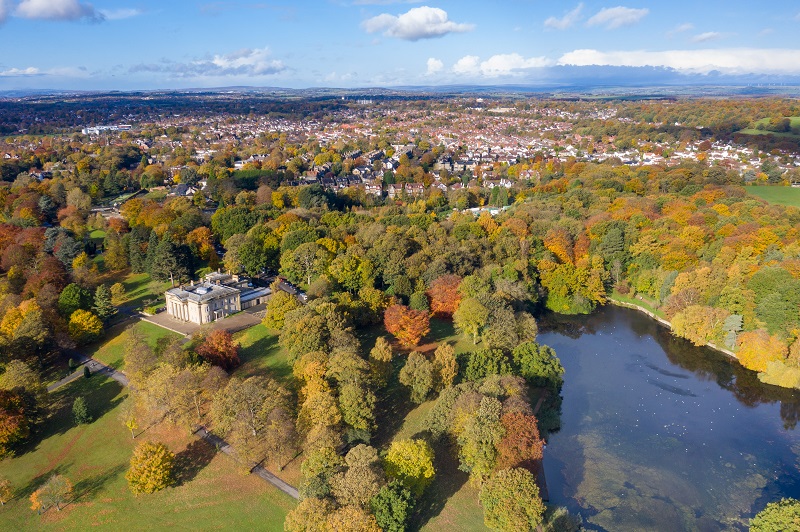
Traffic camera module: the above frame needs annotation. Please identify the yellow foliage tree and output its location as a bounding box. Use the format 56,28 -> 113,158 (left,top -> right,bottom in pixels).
737,329 -> 788,373
125,440 -> 175,494
68,309 -> 104,345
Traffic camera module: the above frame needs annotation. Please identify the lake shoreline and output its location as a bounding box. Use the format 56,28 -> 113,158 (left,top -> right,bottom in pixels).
605,296 -> 740,362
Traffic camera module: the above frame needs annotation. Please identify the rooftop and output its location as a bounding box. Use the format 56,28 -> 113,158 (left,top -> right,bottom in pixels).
165,281 -> 239,303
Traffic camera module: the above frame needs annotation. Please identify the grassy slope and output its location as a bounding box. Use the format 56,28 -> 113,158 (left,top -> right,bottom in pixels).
739,117 -> 800,137
747,185 -> 800,208
0,375 -> 293,531
85,321 -> 181,370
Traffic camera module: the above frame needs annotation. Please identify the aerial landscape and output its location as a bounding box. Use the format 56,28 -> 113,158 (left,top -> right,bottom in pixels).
3,1 -> 800,531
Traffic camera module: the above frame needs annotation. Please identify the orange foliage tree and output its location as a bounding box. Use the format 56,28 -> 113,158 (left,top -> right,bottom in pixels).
195,329 -> 241,371
384,304 -> 430,347
496,412 -> 544,471
737,329 -> 788,373
426,275 -> 462,319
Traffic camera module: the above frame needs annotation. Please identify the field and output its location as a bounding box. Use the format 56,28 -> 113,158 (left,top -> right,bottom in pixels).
0,375 -> 294,531
738,116 -> 800,137
747,185 -> 800,208
85,320 -> 182,370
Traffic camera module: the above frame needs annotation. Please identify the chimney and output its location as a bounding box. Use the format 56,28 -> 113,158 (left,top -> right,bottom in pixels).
191,280 -> 194,286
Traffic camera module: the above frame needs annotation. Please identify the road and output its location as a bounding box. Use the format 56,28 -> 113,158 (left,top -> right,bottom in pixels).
47,351 -> 129,392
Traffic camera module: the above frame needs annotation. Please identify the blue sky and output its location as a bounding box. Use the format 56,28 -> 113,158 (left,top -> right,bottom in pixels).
1,0 -> 800,90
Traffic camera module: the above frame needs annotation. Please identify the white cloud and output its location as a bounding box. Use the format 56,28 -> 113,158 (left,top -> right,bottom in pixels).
452,55 -> 480,75
362,6 -> 473,41
673,23 -> 694,33
586,6 -> 648,30
15,0 -> 103,21
129,47 -> 286,78
99,8 -> 142,20
557,48 -> 800,74
452,53 -> 552,77
0,66 -> 40,76
544,3 -> 583,30
0,65 -> 88,77
426,57 -> 443,75
691,32 -> 722,43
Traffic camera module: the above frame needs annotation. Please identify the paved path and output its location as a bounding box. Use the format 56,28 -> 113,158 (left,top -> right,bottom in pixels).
47,352 -> 129,392
194,426 -> 299,499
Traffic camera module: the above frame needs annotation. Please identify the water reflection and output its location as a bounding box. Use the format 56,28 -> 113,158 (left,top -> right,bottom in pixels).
539,305 -> 800,531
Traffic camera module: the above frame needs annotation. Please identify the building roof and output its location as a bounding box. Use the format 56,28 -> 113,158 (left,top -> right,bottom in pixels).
165,282 -> 239,303
240,286 -> 271,303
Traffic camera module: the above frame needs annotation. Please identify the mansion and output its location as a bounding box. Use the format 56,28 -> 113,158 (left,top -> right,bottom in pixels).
164,271 -> 270,325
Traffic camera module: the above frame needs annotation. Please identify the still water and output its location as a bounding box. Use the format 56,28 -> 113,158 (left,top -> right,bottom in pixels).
539,305 -> 800,531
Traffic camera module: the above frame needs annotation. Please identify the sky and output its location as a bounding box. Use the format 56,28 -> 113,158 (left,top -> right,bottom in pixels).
2,0 -> 800,90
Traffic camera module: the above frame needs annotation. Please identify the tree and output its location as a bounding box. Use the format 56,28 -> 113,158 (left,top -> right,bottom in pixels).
465,349 -> 512,382
384,304 -> 430,347
92,284 -> 117,323
68,309 -> 104,345
330,444 -> 385,508
57,282 -> 92,317
737,329 -> 788,373
511,342 -> 565,391
285,497 -> 335,532
263,289 -> 301,330
479,468 -> 545,532
110,282 -> 125,304
399,351 -> 434,404
454,297 -> 489,344
750,498 -> 800,532
432,343 -> 458,390
126,440 -> 175,494
0,477 -> 11,505
458,396 -> 504,483
72,396 -> 92,424
326,505 -> 381,532
384,438 -> 436,497
0,389 -> 31,457
370,481 -> 414,532
427,274 -> 462,318
368,336 -> 394,388
103,231 -> 128,271
671,305 -> 728,347
496,412 -> 544,470
30,474 -> 72,513
195,329 -> 240,371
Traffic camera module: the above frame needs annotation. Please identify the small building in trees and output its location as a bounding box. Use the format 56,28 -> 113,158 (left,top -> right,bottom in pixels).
164,271 -> 270,324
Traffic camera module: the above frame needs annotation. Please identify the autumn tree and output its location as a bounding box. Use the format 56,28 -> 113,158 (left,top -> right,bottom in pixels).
30,474 -> 72,514
126,440 -> 175,494
479,468 -> 545,532
330,444 -> 385,508
427,274 -> 462,318
194,329 -> 240,371
263,289 -> 301,330
737,329 -> 788,373
0,477 -> 11,505
0,389 -> 31,457
432,343 -> 458,390
285,497 -> 335,532
496,412 -> 544,470
68,309 -> 104,344
384,438 -> 436,497
399,351 -> 434,404
326,505 -> 381,532
671,305 -> 729,347
384,304 -> 430,347
368,336 -> 394,388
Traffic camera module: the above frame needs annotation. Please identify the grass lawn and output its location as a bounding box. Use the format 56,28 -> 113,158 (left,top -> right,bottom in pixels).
0,375 -> 294,531
88,229 -> 106,246
746,185 -> 800,208
233,324 -> 293,385
738,117 -> 800,138
608,291 -> 665,319
85,320 -> 181,370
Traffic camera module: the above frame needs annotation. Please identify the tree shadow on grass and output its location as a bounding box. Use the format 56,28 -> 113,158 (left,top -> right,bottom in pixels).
173,439 -> 217,486
71,464 -> 127,504
16,378 -> 124,458
15,463 -> 73,501
410,436 -> 469,532
372,371 -> 418,448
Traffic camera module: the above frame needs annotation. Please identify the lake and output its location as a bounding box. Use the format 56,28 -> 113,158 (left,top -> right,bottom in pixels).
539,305 -> 800,531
